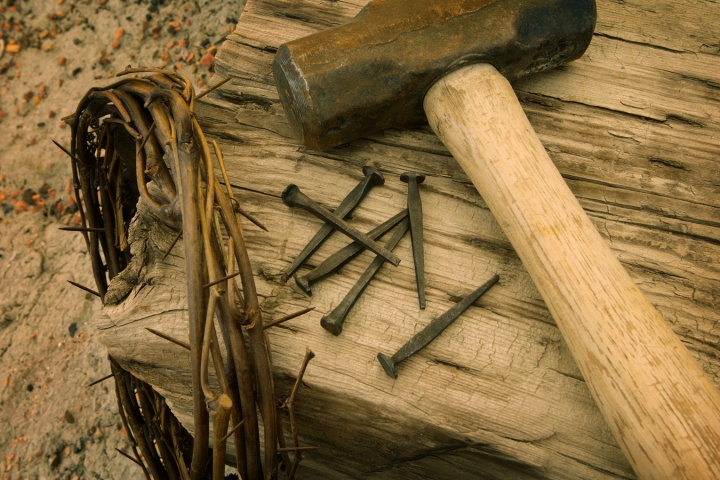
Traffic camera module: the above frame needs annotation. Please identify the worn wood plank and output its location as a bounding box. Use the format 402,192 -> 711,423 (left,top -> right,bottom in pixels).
97,0 -> 720,478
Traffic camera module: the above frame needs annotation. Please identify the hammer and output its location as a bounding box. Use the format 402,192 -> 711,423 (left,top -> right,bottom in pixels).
272,0 -> 720,477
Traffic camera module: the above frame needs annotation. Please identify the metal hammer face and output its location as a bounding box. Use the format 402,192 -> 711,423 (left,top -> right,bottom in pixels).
272,0 -> 596,151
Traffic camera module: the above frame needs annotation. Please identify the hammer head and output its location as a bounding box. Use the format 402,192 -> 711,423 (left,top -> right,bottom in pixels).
272,0 -> 596,151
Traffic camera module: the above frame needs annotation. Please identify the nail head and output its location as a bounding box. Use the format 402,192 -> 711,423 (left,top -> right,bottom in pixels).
294,275 -> 312,296
377,353 -> 399,379
281,184 -> 299,205
320,316 -> 343,336
400,172 -> 426,184
362,165 -> 385,186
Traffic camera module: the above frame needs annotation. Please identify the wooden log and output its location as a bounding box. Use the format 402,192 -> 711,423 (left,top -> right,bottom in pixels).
97,0 -> 720,478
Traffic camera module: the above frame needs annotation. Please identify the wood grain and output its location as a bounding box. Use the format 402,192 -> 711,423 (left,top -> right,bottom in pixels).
97,0 -> 720,478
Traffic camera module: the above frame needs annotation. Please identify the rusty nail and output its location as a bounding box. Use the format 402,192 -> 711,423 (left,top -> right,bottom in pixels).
282,184 -> 401,266
401,172 -> 426,309
377,274 -> 499,378
320,218 -> 409,336
294,208 -> 408,296
282,166 -> 385,282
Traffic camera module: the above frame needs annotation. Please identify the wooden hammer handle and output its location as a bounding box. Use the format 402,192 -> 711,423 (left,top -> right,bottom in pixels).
424,64 -> 720,478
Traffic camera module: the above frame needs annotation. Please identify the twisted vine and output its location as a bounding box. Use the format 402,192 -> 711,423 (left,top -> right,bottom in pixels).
62,69 -> 314,480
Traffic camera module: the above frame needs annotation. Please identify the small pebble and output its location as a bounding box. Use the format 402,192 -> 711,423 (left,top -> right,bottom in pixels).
64,410 -> 75,424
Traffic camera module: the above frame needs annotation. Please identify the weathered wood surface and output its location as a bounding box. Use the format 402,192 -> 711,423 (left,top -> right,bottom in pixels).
97,0 -> 720,478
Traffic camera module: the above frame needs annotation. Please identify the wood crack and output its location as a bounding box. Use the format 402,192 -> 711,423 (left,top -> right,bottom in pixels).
647,157 -> 690,171
556,451 -> 635,479
234,39 -> 278,55
593,32 -> 686,54
564,174 -> 719,213
549,368 -> 585,383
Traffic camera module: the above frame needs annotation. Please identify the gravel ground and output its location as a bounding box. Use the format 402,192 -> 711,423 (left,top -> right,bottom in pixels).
0,1 -> 243,478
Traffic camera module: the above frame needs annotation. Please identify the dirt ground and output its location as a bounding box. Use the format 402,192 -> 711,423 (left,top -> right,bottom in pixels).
0,1 -> 243,478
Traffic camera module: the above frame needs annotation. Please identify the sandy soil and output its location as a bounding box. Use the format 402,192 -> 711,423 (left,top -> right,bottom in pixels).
0,1 -> 243,478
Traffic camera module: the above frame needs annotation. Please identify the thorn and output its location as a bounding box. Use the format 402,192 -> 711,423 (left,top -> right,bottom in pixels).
146,327 -> 190,351
161,229 -> 182,262
196,76 -> 233,100
67,280 -> 101,298
87,372 -> 120,387
263,307 -> 315,330
52,139 -> 76,160
219,420 -> 245,444
277,446 -> 319,453
115,448 -> 143,467
232,199 -> 269,232
59,226 -> 106,233
203,271 -> 241,289
213,139 -> 268,233
138,122 -> 156,151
